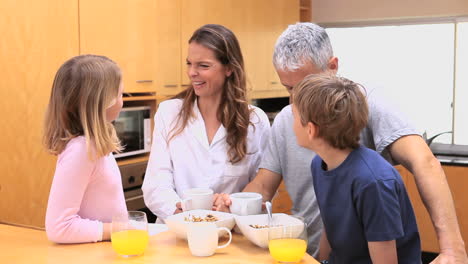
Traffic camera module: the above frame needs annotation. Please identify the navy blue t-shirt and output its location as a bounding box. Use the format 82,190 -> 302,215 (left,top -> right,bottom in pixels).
312,146 -> 421,264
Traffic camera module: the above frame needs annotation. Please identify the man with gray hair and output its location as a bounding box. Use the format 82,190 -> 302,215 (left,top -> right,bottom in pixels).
215,22 -> 467,263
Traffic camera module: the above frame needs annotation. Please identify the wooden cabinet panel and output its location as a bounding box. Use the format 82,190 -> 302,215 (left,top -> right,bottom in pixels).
180,0 -> 242,86
246,0 -> 299,99
272,181 -> 293,214
0,0 -> 79,228
402,165 -> 468,253
155,0 -> 182,96
179,0 -> 298,99
80,0 -> 158,93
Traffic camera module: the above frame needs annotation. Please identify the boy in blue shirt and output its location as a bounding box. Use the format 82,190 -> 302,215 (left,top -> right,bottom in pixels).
291,74 -> 421,264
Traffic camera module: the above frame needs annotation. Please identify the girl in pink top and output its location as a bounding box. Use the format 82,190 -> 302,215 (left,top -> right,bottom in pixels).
43,54 -> 127,243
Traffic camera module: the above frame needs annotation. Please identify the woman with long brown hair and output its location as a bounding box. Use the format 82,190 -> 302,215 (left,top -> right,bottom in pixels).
142,24 -> 270,220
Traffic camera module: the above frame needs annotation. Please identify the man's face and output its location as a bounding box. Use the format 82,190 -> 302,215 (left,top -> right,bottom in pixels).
292,104 -> 308,148
276,62 -> 323,95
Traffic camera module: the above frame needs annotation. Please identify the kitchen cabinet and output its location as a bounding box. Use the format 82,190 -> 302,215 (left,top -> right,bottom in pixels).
180,0 -> 244,87
399,165 -> 468,253
272,181 -> 293,214
239,0 -> 299,99
80,0 -> 158,94
156,0 -> 299,98
0,0 -> 79,227
154,0 -> 182,96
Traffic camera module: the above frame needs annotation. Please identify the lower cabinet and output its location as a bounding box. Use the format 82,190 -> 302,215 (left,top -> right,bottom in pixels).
400,164 -> 468,253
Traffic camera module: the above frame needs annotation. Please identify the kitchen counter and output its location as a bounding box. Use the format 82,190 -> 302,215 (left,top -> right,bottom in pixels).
431,143 -> 468,166
0,223 -> 319,264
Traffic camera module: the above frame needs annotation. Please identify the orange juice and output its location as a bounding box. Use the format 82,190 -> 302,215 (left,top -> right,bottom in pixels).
111,229 -> 149,256
269,238 -> 307,263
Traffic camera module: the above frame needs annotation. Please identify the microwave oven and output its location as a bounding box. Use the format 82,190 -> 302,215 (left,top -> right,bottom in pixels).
113,106 -> 152,158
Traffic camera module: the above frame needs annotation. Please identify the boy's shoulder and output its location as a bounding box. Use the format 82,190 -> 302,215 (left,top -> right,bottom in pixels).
350,146 -> 400,182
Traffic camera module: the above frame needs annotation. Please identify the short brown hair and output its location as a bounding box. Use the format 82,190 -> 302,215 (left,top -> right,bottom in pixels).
292,74 -> 368,149
43,54 -> 122,159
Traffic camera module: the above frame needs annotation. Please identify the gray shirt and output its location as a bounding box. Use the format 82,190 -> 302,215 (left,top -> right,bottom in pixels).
259,91 -> 419,257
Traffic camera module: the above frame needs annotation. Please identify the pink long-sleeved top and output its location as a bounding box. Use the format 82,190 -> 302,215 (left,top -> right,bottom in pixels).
45,136 -> 127,243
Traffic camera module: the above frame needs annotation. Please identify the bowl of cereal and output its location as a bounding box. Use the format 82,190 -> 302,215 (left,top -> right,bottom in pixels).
235,213 -> 305,248
165,209 -> 235,239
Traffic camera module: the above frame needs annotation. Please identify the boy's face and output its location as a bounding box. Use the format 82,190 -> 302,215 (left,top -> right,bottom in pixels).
292,104 -> 309,148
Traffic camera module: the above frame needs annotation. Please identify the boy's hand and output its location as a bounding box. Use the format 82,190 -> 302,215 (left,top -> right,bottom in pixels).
212,193 -> 232,212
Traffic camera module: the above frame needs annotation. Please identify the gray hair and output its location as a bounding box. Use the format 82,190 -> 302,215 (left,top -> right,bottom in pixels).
273,22 -> 333,71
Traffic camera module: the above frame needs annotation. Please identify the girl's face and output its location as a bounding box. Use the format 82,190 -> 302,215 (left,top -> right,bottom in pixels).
106,81 -> 124,122
186,42 -> 232,99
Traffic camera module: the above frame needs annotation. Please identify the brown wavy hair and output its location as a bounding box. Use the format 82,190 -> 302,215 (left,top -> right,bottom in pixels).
293,74 -> 368,149
43,54 -> 122,159
170,24 -> 252,163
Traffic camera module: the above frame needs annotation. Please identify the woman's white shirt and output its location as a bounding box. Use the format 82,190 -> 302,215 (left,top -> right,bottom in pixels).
142,99 -> 270,219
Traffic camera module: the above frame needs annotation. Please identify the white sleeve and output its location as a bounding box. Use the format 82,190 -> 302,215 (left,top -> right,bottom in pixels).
142,102 -> 182,220
249,107 -> 271,182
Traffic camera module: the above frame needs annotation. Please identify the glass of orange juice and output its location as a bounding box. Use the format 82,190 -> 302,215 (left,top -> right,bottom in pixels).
111,211 -> 149,257
268,215 -> 308,263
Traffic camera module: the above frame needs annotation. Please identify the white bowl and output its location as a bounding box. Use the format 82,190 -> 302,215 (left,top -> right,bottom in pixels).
235,213 -> 305,248
165,209 -> 235,240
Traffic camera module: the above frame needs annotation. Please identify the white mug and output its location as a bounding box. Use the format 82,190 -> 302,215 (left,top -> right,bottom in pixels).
181,188 -> 214,211
187,222 -> 232,257
230,192 -> 263,216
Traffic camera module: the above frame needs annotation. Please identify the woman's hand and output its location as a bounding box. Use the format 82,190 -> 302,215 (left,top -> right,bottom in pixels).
174,202 -> 183,214
212,193 -> 231,212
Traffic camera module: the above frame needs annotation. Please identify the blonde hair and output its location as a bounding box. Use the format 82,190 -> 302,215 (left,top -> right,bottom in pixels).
43,54 -> 122,159
293,74 -> 368,149
170,24 -> 253,164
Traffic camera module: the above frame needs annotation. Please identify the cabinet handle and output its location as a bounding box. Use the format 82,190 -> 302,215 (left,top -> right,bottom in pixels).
136,80 -> 153,83
181,84 -> 190,87
271,81 -> 278,84
164,84 -> 177,88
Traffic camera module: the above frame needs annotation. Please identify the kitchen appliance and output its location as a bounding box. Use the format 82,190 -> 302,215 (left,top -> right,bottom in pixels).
119,160 -> 156,223
113,106 -> 152,158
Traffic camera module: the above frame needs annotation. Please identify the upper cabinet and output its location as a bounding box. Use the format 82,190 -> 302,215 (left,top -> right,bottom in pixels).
180,0 -> 243,87
245,0 -> 299,99
80,0 -> 158,94
157,0 -> 299,98
154,0 -> 182,96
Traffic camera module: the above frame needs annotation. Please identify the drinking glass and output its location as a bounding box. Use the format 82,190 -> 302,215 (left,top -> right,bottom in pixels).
111,211 -> 149,257
268,215 -> 308,263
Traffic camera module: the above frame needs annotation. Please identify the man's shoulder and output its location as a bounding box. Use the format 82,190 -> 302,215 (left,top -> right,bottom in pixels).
272,104 -> 292,126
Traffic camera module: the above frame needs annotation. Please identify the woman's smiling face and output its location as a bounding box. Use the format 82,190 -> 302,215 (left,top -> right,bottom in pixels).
186,42 -> 231,99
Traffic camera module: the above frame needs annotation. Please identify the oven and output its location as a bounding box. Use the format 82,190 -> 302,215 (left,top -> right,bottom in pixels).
118,160 -> 157,223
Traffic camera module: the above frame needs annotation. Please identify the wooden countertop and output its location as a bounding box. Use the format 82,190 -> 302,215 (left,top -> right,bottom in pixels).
0,224 -> 319,264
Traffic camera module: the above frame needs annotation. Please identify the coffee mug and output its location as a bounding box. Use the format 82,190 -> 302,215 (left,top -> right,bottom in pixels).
181,188 -> 214,211
187,222 -> 232,257
230,192 -> 263,216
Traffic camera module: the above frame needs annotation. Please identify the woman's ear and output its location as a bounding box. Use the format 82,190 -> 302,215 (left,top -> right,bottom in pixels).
225,66 -> 233,77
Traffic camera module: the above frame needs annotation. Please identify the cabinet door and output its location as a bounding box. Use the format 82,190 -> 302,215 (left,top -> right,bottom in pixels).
404,165 -> 468,253
155,0 -> 182,96
266,0 -> 300,92
80,0 -> 157,93
0,0 -> 79,227
180,0 -> 242,87
248,0 -> 299,99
